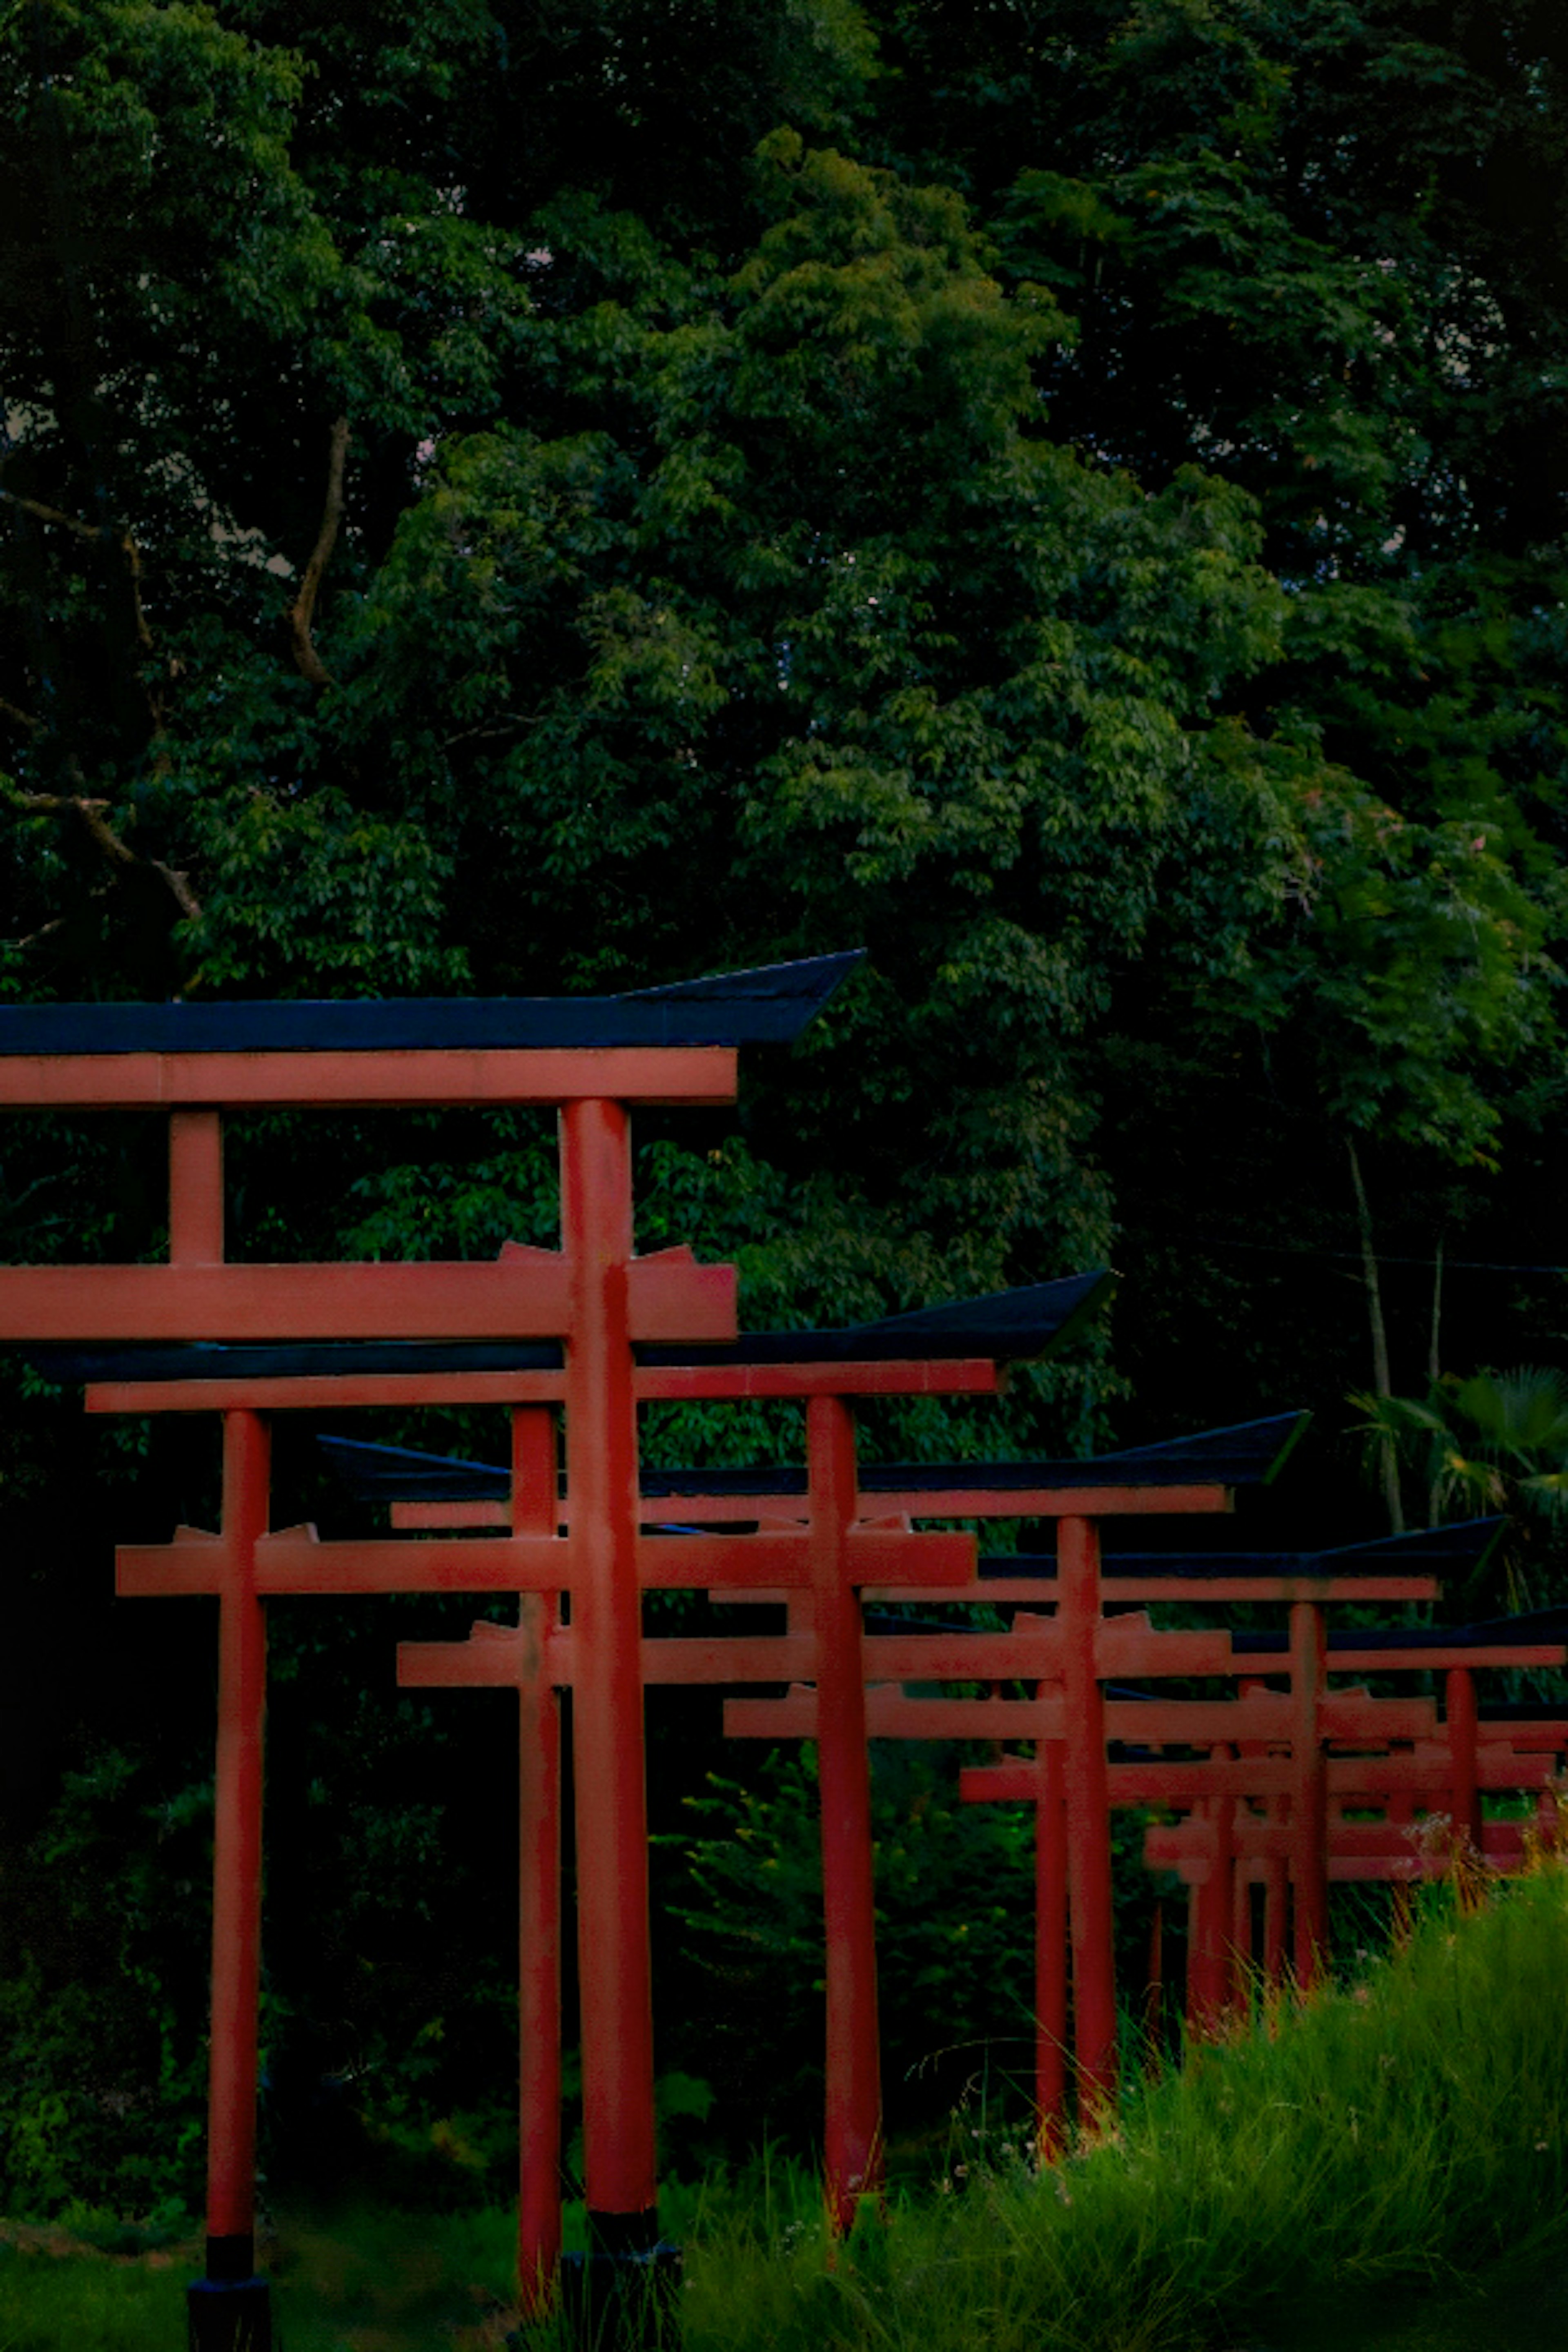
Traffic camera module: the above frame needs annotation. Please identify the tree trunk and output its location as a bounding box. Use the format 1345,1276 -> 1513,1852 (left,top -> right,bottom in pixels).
1426,1234 -> 1444,1528
1348,1138 -> 1403,1534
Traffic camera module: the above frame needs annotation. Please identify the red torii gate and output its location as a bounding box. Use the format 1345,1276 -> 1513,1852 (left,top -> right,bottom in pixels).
953,1529 -> 1464,2031
948,1525 -> 1491,1999
318,1283 -> 1113,2259
0,959 -> 897,2348
94,1291 -> 1110,2315
1140,1601 -> 1568,2013
738,1561 -> 1439,2136
709,1416 -> 1305,2127
397,1396 -> 975,2263
356,1418 -> 1303,2166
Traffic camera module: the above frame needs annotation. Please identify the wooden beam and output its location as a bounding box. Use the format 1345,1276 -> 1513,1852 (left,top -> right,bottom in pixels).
0,1044 -> 738,1109
1,1251 -> 735,1343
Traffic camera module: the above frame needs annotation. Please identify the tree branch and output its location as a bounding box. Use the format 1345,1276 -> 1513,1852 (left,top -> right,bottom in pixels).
0,489 -> 154,655
7,787 -> 201,918
1348,1135 -> 1404,1534
286,415 -> 350,687
120,527 -> 154,654
0,485 -> 100,540
3,915 -> 66,951
441,713 -> 537,753
0,695 -> 40,735
148,857 -> 201,922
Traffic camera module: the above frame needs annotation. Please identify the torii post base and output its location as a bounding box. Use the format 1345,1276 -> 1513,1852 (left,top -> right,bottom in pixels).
558,2214 -> 681,2351
187,2251 -> 270,2352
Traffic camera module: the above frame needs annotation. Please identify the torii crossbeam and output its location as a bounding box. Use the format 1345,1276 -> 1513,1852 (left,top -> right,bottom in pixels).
320,1283 -> 1112,2251
2,959 -> 891,2349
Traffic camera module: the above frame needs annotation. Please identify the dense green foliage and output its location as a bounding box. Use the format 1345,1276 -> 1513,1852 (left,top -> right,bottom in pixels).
6,0 -> 1568,1382
6,1867 -> 1568,2347
1353,1363 -> 1568,1605
3,0 -> 1568,2214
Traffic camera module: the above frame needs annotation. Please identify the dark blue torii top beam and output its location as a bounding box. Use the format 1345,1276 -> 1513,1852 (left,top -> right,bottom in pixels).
875,1522 -> 1529,1654
317,1410 -> 1305,1508
982,1517 -> 1503,1584
636,1271 -> 1113,1366
0,952 -> 862,1056
1231,1593 -> 1568,1655
29,1271 -> 1114,1388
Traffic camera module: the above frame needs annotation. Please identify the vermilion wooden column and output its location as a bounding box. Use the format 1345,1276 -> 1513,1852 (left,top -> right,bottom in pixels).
1185,1748 -> 1236,2035
1034,1737 -> 1069,2155
1261,1840 -> 1289,1984
394,1411 -> 566,2315
1290,1601 -> 1328,1982
559,1098 -> 659,2245
1230,1812 -> 1254,1992
163,1111 -> 271,2345
169,1109 -> 225,1266
1447,1666 -> 1481,1853
511,1410 -> 564,2314
1234,1674 -> 1288,1988
808,1396 -> 882,2231
1059,1515 -> 1117,2114
198,1408 -> 272,2328
751,1610 -> 1232,2149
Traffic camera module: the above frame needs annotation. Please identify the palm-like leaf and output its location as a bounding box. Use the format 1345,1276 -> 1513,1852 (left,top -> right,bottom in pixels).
1348,1368 -> 1568,1615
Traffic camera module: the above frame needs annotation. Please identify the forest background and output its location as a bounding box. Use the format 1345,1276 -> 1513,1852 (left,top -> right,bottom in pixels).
2,0 -> 1568,2225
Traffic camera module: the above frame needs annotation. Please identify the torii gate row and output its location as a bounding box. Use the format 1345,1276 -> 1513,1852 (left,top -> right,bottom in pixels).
723,1521 -> 1503,2132
1134,1606 -> 1568,2024
346,1412 -> 1305,2195
955,1522 -> 1509,1976
967,1536 -> 1535,2019
359,1462 -> 1552,2238
59,1280 -> 1111,2317
1145,1727 -> 1568,2029
1144,1741 -> 1567,1885
0,958 -> 895,2349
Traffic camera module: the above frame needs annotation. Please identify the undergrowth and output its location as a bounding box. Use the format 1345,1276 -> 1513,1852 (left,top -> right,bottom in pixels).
658,1862 -> 1568,2352
4,1865 -> 1568,2350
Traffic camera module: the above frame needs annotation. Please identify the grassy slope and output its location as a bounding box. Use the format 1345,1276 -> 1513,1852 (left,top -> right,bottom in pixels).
670,1866 -> 1568,2352
4,1866 -> 1568,2351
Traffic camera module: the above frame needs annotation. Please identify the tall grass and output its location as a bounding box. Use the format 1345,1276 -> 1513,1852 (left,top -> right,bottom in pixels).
661,1864 -> 1568,2352
0,2240 -> 185,2352
4,1867 -> 1568,2350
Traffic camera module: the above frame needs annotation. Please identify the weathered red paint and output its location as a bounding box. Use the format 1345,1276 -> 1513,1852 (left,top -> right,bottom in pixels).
85,1357 -> 999,1420
808,1396 -> 884,2231
118,1520 -> 980,1601
0,1247 -> 736,1343
730,1580 -> 1249,2144
22,1037 -> 1386,2317
22,1027 -> 1042,2305
1057,1518 -> 1118,2114
1446,1665 -> 1481,1853
859,1482 -> 1230,1520
511,1410 -> 565,2315
207,1410 -> 269,2253
1290,1601 -> 1329,1982
1034,1738 -> 1069,2157
1135,1628 -> 1566,2009
89,1371 -> 570,1414
391,1410 -> 563,2313
169,1109 -> 224,1264
559,1097 -> 659,2228
1185,1747 -> 1238,2036
0,1044 -> 737,1108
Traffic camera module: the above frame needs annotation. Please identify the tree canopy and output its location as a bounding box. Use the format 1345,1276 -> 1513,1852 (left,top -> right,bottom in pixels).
4,3 -> 1564,1410
3,0 -> 1568,2211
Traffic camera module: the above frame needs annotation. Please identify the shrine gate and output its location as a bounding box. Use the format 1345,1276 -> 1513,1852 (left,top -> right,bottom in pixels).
0,960 -> 897,2346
